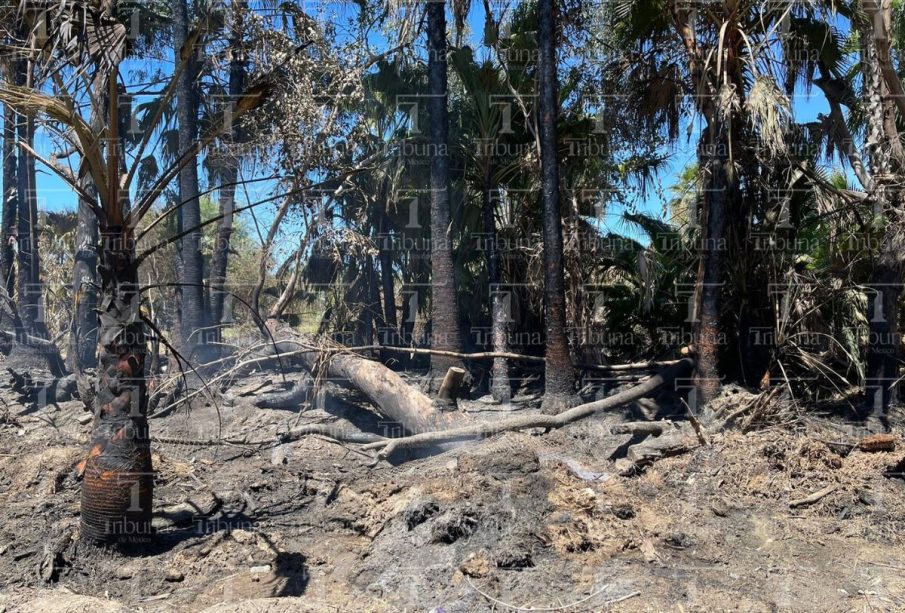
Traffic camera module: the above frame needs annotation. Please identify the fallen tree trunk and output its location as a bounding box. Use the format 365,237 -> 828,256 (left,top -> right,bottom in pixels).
260,331 -> 466,434
362,358 -> 695,459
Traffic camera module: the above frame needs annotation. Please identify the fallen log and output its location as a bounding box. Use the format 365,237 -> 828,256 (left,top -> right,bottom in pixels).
259,331 -> 467,434
362,358 -> 695,459
618,420 -> 700,466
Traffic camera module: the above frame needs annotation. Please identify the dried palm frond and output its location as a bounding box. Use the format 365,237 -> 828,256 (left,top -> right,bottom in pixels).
746,75 -> 792,157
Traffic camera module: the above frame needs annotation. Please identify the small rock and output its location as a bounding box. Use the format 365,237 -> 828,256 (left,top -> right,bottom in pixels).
640,539 -> 658,563
460,552 -> 492,578
77,413 -> 93,425
165,569 -> 184,583
271,445 -> 289,466
711,498 -> 730,517
116,565 -> 136,580
231,529 -> 255,544
250,564 -> 271,573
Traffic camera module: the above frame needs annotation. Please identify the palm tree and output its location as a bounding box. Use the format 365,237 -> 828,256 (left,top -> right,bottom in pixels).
208,0 -> 248,337
71,73 -> 105,370
174,0 -> 206,356
859,0 -> 905,428
1,99 -> 15,297
0,2 -> 268,543
537,0 -> 576,413
452,48 -> 512,401
426,0 -> 466,389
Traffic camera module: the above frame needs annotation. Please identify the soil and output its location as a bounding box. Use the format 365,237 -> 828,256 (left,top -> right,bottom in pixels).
1,370 -> 905,612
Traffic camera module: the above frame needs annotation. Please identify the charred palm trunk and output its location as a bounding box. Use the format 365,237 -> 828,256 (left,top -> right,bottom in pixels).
72,173 -> 99,368
174,0 -> 206,356
693,120 -> 729,411
72,80 -> 104,369
426,0 -> 465,388
208,1 -> 246,338
1,101 -> 15,298
80,227 -> 153,543
16,111 -> 40,334
538,0 -> 575,413
482,165 -> 510,402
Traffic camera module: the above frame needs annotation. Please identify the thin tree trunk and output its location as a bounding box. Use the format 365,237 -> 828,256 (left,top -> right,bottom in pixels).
537,0 -> 575,413
174,0 -> 206,355
251,196 -> 291,316
426,0 -> 465,389
71,77 -> 104,370
482,164 -> 510,402
80,227 -> 153,543
209,0 -> 247,336
378,210 -> 398,347
1,101 -> 15,298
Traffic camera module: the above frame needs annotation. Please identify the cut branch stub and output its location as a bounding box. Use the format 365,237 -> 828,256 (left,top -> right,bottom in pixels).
80,229 -> 153,544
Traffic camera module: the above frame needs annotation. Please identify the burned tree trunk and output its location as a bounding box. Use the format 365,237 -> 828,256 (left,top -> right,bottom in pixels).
426,0 -> 466,389
80,229 -> 153,544
1,100 -> 15,298
537,0 -> 576,414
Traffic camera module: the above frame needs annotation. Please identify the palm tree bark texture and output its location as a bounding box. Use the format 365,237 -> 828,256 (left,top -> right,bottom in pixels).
79,227 -> 153,543
426,0 -> 466,392
537,0 -> 576,414
174,0 -> 206,356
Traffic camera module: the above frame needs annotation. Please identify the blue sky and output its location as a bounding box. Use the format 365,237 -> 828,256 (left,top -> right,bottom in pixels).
27,1 -> 837,249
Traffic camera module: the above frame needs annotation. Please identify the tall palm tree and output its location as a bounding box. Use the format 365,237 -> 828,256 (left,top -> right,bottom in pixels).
174,0 -> 206,356
71,73 -> 105,369
859,0 -> 905,428
452,48 -> 512,401
426,0 -> 466,389
1,99 -> 15,297
537,0 -> 576,413
208,0 -> 247,336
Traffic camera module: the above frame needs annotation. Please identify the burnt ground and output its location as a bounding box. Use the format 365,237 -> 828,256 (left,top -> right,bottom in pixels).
1,369 -> 905,612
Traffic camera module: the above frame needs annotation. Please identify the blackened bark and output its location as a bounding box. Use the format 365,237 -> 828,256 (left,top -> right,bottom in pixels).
426,0 -> 465,386
1,102 -> 15,297
482,165 -> 510,402
16,110 -> 40,333
174,0 -> 206,354
693,123 -> 728,411
71,82 -> 104,369
209,1 -> 246,335
537,0 -> 575,413
80,228 -> 153,543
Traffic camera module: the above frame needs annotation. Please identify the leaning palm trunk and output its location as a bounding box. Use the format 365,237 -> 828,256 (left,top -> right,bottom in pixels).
80,228 -> 153,543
